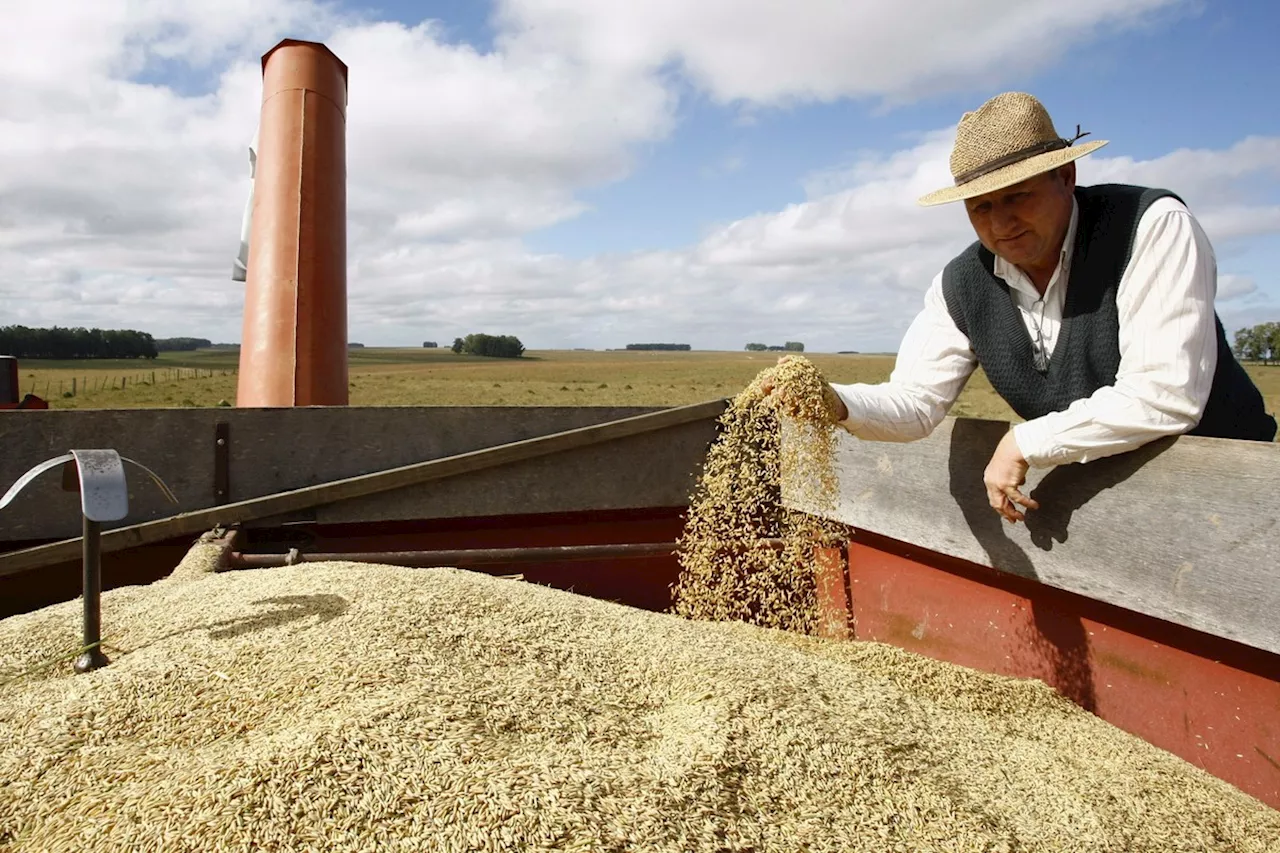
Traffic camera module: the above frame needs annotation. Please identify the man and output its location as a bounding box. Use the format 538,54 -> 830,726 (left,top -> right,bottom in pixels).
768,91 -> 1276,524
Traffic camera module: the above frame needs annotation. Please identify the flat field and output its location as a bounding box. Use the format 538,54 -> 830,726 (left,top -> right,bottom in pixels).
10,348 -> 1280,429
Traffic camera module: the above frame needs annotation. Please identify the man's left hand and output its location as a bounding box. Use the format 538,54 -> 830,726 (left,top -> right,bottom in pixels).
984,430 -> 1039,524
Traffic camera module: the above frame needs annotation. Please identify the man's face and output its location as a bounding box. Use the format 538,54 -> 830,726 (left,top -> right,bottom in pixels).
963,165 -> 1076,275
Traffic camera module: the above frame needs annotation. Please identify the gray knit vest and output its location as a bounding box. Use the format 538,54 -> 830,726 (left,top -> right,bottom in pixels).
941,184 -> 1276,443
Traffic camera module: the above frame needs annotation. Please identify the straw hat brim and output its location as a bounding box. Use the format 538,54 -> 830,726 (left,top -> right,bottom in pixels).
917,139 -> 1109,207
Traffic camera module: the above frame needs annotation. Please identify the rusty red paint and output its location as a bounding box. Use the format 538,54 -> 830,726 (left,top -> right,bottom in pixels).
0,396 -> 49,410
0,508 -> 693,620
278,508 -> 693,612
839,533 -> 1280,811
814,544 -> 852,640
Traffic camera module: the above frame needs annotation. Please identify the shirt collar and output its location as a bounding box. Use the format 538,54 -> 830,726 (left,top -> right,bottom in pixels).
992,197 -> 1079,299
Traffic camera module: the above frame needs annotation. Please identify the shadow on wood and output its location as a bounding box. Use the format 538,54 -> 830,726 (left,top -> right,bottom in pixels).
1023,436 -> 1176,551
947,419 -> 1039,581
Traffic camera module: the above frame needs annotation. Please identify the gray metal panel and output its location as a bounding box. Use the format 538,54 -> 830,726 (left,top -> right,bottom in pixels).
0,406 -> 706,541
312,418 -> 717,524
0,454 -> 74,516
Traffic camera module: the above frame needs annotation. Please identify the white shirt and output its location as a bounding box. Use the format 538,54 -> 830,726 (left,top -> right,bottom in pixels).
831,196 -> 1221,468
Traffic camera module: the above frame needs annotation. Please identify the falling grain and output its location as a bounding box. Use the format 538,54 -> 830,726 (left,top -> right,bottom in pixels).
672,355 -> 847,634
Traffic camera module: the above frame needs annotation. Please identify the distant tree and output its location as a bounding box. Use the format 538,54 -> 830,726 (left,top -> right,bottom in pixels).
625,343 -> 691,351
1234,322 -> 1280,364
745,343 -> 768,351
349,342 -> 365,348
784,341 -> 804,352
1233,327 -> 1258,361
456,333 -> 525,358
423,341 -> 438,348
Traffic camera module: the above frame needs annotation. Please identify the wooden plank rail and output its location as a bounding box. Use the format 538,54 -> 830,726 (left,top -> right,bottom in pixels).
785,416 -> 1280,656
0,400 -> 728,579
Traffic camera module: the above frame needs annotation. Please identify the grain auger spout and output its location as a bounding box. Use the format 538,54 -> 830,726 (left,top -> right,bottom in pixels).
1,450 -> 177,673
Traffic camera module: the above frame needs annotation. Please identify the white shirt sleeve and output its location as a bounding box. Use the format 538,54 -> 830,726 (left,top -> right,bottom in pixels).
1011,198 -> 1220,467
830,272 -> 978,442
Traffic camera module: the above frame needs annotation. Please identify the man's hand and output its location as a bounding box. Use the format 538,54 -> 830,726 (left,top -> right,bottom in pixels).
984,429 -> 1039,524
759,356 -> 848,423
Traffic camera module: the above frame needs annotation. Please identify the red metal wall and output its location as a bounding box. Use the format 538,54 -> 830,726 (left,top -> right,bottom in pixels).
815,529 -> 1280,811
0,508 -> 690,620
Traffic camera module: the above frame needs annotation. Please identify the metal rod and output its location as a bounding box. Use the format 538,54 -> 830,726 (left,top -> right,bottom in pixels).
224,539 -> 789,571
74,516 -> 109,673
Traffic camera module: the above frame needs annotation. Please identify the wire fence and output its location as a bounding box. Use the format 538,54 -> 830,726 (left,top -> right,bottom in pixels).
28,368 -> 239,398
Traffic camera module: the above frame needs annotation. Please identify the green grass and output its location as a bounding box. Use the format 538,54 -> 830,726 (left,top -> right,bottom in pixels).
12,348 -> 1279,431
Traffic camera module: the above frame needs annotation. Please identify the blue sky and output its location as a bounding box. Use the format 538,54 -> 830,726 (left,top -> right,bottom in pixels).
531,2 -> 1280,258
2,0 -> 1278,352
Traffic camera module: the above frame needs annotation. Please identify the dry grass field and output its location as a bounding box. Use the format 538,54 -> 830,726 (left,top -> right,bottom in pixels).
11,348 -> 1280,429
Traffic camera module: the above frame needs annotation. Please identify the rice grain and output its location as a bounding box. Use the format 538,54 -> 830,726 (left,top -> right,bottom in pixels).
1,563 -> 1276,852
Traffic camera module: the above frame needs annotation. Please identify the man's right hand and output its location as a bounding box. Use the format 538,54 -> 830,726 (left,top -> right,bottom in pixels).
759,357 -> 848,423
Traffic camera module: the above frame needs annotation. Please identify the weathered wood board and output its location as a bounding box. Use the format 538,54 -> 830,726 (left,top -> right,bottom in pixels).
784,416 -> 1280,656
0,406 -> 721,542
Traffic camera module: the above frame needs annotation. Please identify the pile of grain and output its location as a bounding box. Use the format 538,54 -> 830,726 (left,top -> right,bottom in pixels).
672,355 -> 849,634
2,564 -> 1276,852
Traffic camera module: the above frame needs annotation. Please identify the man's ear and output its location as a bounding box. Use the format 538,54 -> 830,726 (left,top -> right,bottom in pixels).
1059,162 -> 1077,193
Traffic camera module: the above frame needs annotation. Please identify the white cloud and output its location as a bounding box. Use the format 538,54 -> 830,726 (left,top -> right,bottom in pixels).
1217,275 -> 1258,302
1077,136 -> 1280,231
494,0 -> 1192,107
1,0 -> 1276,358
342,129 -> 1280,352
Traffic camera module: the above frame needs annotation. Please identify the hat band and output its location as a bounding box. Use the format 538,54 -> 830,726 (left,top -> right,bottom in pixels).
953,138 -> 1068,186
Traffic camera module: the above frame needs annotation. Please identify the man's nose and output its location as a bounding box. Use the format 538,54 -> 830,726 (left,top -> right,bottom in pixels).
989,204 -> 1020,236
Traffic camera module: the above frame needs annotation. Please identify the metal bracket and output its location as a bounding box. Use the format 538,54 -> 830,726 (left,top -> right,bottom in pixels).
214,422 -> 230,505
1,450 -> 177,674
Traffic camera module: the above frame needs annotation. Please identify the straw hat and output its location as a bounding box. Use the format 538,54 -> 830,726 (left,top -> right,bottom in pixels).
917,92 -> 1108,207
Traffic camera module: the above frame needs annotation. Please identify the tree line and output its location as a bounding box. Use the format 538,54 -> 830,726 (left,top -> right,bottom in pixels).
155,337 -> 212,351
0,325 -> 159,360
745,341 -> 804,352
1233,323 -> 1280,364
452,333 -> 526,358
625,343 -> 691,351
